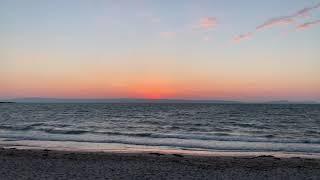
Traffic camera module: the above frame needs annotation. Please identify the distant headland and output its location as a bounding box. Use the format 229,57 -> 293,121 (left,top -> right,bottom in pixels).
1,98 -> 319,104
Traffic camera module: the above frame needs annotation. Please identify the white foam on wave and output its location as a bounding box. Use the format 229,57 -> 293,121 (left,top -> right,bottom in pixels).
1,130 -> 320,154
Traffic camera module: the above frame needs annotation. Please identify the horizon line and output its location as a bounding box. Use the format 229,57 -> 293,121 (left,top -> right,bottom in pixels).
1,97 -> 319,104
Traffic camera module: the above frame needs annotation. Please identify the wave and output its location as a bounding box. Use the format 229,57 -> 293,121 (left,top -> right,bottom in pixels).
57,130 -> 318,144
1,123 -> 320,145
43,129 -> 90,135
0,123 -> 44,131
1,126 -> 320,145
136,133 -> 320,144
1,133 -> 320,154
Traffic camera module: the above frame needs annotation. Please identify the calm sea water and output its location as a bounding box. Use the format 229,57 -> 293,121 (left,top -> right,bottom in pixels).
0,103 -> 320,154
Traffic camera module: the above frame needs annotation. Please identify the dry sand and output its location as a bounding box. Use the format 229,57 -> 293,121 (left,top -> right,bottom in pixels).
0,148 -> 320,180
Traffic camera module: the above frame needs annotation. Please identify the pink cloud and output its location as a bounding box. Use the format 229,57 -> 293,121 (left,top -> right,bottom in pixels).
296,19 -> 320,30
199,17 -> 218,29
256,16 -> 295,30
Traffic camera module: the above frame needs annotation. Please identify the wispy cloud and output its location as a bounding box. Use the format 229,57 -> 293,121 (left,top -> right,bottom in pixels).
198,17 -> 218,30
257,2 -> 320,30
294,3 -> 320,17
256,16 -> 295,30
159,17 -> 219,41
233,32 -> 253,43
234,2 -> 320,42
296,19 -> 320,30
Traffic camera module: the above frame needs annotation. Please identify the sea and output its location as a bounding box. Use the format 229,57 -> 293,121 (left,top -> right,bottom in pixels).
0,103 -> 320,157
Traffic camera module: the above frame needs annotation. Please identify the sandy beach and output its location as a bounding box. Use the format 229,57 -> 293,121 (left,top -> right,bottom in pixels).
0,148 -> 319,180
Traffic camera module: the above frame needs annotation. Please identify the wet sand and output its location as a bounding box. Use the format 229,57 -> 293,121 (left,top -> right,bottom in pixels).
0,148 -> 320,180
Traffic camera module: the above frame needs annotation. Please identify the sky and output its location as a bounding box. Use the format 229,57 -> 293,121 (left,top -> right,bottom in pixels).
1,0 -> 320,102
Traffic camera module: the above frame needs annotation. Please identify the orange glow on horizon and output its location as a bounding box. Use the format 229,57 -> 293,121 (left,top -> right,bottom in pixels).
126,79 -> 177,99
1,63 -> 319,101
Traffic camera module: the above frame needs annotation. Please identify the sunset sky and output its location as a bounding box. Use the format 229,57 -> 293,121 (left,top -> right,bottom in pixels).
1,0 -> 320,101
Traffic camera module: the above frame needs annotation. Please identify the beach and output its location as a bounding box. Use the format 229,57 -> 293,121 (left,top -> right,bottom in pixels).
1,148 -> 320,180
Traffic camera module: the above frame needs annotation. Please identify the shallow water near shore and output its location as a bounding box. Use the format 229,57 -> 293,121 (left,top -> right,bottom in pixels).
0,103 -> 320,158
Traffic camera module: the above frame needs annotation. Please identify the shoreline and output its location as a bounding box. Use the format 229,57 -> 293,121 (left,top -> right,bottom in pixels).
1,139 -> 320,160
1,147 -> 320,179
